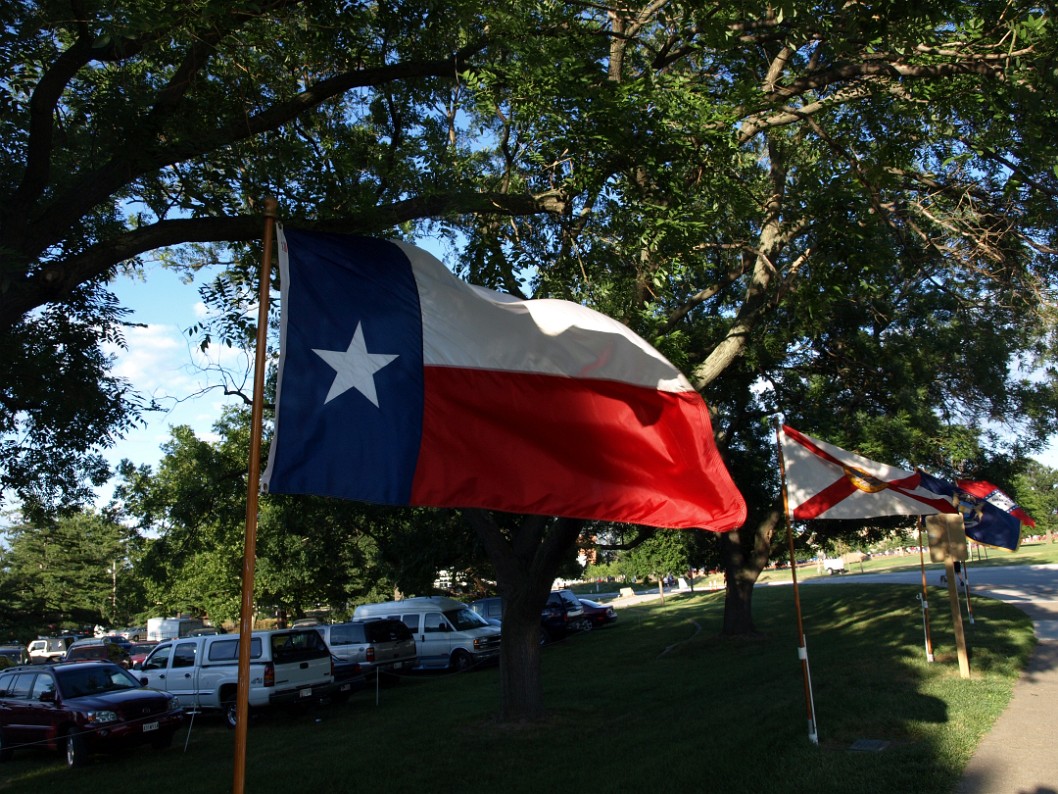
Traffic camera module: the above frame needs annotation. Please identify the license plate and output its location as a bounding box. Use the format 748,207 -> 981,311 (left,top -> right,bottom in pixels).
299,688 -> 312,698
142,721 -> 159,733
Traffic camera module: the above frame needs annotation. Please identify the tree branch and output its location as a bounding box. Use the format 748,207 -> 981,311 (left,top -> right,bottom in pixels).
1,189 -> 568,329
20,39 -> 490,263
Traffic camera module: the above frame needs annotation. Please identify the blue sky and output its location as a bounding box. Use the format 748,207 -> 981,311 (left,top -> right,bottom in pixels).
95,266 -> 251,505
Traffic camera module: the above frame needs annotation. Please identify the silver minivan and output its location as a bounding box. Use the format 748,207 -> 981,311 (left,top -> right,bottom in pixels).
353,597 -> 501,671
314,620 -> 416,678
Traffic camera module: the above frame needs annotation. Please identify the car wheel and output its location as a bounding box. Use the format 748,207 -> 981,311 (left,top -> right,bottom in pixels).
65,732 -> 90,767
450,650 -> 473,672
0,729 -> 13,762
580,619 -> 593,633
224,699 -> 238,729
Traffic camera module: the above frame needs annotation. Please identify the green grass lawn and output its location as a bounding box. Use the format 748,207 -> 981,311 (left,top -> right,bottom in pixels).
0,582 -> 1035,794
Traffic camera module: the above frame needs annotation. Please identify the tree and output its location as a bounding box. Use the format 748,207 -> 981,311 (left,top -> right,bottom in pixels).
450,2 -> 1058,635
464,510 -> 584,722
115,406 -> 486,625
0,510 -> 136,634
618,529 -> 693,599
0,0 -> 561,512
4,0 -> 1058,721
1013,461 -> 1058,543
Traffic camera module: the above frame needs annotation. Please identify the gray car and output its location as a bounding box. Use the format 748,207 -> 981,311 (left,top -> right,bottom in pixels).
315,620 -> 417,680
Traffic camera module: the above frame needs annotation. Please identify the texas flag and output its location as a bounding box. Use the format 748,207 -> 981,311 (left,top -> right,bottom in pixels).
779,425 -> 957,520
261,228 -> 747,530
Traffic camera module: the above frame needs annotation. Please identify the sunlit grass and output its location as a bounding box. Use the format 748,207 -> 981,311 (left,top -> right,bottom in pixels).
0,584 -> 1033,793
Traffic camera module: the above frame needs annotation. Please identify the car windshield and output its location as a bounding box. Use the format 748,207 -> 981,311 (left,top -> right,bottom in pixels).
55,665 -> 141,698
444,608 -> 489,631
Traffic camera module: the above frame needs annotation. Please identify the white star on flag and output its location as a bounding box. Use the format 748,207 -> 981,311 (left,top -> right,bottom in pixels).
313,322 -> 398,407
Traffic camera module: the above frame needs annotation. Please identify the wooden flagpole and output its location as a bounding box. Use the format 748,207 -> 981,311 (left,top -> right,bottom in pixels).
233,197 -> 278,794
773,419 -> 819,745
916,517 -> 935,662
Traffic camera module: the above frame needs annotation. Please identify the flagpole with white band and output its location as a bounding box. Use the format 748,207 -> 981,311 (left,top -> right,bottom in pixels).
773,417 -> 819,745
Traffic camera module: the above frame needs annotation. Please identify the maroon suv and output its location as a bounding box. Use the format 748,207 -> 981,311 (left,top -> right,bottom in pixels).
0,661 -> 184,766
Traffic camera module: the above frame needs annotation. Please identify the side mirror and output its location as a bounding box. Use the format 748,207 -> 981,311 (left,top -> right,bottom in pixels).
139,676 -> 149,687
39,690 -> 56,703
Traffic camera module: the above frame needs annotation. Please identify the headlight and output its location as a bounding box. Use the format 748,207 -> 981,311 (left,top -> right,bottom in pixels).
85,710 -> 119,724
170,696 -> 181,711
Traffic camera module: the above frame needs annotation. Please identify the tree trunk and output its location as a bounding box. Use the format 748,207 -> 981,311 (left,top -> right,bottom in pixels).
720,509 -> 781,636
497,594 -> 545,721
722,564 -> 758,635
464,510 -> 584,722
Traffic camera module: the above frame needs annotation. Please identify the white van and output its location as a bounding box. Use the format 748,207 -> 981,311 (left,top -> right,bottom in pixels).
353,597 -> 501,671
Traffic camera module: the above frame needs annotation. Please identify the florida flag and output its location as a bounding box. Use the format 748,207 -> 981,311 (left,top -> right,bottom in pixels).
261,228 -> 746,530
779,425 -> 956,520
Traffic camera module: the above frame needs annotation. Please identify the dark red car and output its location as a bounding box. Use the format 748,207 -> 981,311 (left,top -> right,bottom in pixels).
0,661 -> 184,766
127,641 -> 159,668
577,598 -> 618,630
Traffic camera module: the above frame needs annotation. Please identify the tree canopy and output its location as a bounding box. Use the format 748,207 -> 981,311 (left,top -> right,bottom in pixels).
2,0 -> 1058,718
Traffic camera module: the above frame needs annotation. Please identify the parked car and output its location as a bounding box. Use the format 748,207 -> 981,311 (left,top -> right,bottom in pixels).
353,597 -> 501,671
119,626 -> 147,641
135,628 -> 339,727
27,637 -> 74,664
469,598 -> 504,626
330,656 -> 367,694
314,619 -> 416,681
187,626 -> 224,636
64,638 -> 132,668
470,590 -> 588,644
0,644 -> 25,669
577,598 -> 617,630
0,660 -> 184,766
103,634 -> 133,652
541,589 -> 586,641
127,641 -> 158,667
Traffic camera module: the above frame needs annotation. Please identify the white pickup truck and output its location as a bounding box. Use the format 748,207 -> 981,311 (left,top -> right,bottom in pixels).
134,628 -> 342,726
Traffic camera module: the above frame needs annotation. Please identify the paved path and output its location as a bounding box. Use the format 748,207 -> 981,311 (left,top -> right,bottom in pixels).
805,564 -> 1058,794
955,568 -> 1058,794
